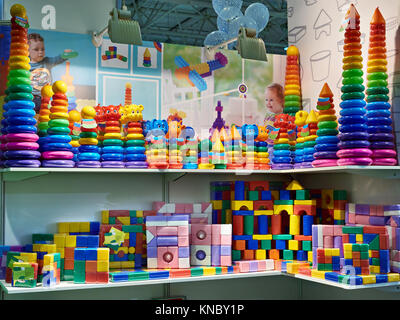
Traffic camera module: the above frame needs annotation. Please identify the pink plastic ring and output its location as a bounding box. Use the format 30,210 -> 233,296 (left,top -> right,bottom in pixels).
42,151 -> 74,160
5,133 -> 39,142
337,158 -> 373,166
337,148 -> 372,158
372,158 -> 397,166
372,149 -> 397,158
6,142 -> 39,150
311,159 -> 338,167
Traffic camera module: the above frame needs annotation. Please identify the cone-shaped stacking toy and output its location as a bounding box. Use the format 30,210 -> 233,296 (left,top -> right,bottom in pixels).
255,125 -> 270,170
124,82 -> 132,105
121,104 -> 148,168
271,114 -> 295,169
211,130 -> 227,169
77,106 -> 100,167
101,105 -> 124,168
37,85 -> 53,137
312,83 -> 339,167
143,48 -> 151,67
241,125 -> 258,169
3,4 -> 41,167
337,5 -> 372,166
181,135 -> 198,169
301,110 -> 318,168
226,125 -> 243,169
366,8 -> 397,165
68,109 -> 81,162
284,46 -> 302,116
293,110 -> 308,168
41,81 -> 75,167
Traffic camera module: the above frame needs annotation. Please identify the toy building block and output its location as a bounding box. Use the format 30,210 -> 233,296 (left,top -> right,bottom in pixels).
0,245 -> 25,280
73,247 -> 109,284
32,243 -> 56,282
211,224 -> 232,266
6,252 -> 37,284
235,259 -> 275,273
12,262 -> 38,288
42,252 -> 61,287
58,221 -> 100,235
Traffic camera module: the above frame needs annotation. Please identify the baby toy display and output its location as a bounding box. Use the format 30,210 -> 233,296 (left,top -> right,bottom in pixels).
0,3 -> 397,170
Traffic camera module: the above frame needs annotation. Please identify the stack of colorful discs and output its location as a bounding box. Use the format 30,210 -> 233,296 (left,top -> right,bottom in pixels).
366,8 -> 397,166
37,85 -> 53,137
301,110 -> 318,168
210,131 -> 226,169
0,22 -> 11,96
283,46 -> 302,116
181,137 -> 198,169
77,106 -> 100,168
197,137 -> 213,169
41,81 -> 74,167
168,137 -> 184,169
226,125 -> 243,170
255,126 -> 270,170
312,83 -> 339,167
94,104 -> 105,155
241,125 -> 258,170
271,114 -> 294,169
337,5 -> 372,166
124,82 -> 132,105
3,5 -> 40,168
68,109 -> 81,163
100,105 -> 124,168
147,135 -> 169,169
293,110 -> 308,168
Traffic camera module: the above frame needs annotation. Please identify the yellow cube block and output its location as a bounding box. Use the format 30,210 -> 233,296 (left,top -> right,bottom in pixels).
97,248 -> 110,261
225,209 -> 232,224
343,243 -> 352,252
43,254 -> 54,265
203,267 -> 216,276
54,234 -> 66,248
253,234 -> 272,240
271,191 -> 279,201
325,248 -> 332,257
121,261 -> 134,268
101,210 -> 109,224
388,273 -> 400,282
97,260 -> 109,272
136,210 -> 143,218
287,263 -> 299,274
20,252 -> 37,262
308,251 -> 313,263
254,210 -> 273,216
294,200 -> 314,205
370,265 -> 380,274
321,189 -> 334,209
288,240 -> 299,251
362,275 -> 376,284
109,261 -> 121,269
344,251 -> 352,259
332,248 -> 340,256
65,235 -> 77,248
58,248 -> 65,259
69,222 -> 80,233
45,244 -> 57,254
124,232 -> 130,240
58,222 -> 69,234
231,201 -> 253,211
255,249 -> 266,260
79,222 -> 90,233
212,200 -> 223,210
274,205 -> 293,215
356,234 -> 363,242
32,244 -> 41,252
311,269 -> 326,279
334,210 -> 345,220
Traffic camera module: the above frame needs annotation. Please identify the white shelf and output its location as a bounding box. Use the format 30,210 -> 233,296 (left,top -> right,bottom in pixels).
0,270 -> 281,294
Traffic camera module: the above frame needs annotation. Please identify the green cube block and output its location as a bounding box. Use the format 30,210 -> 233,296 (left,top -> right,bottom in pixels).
274,200 -> 294,205
273,234 -> 293,240
283,250 -> 293,260
221,210 -> 227,224
333,190 -> 347,200
129,210 -> 137,217
352,244 -> 361,252
342,226 -> 364,234
325,264 -> 332,271
302,241 -> 312,251
222,200 -> 231,210
32,233 -> 54,243
190,268 -> 204,277
317,263 -> 325,271
360,244 -> 369,252
137,217 -> 144,224
128,254 -> 135,261
232,250 -> 242,261
360,251 -> 369,260
296,190 -> 310,200
73,272 -> 86,284
369,236 -> 380,250
129,271 -> 149,281
122,225 -> 143,233
248,191 -> 259,201
109,217 -> 116,224
372,258 -> 380,266
261,240 -> 271,250
215,267 -> 222,274
74,260 -> 85,272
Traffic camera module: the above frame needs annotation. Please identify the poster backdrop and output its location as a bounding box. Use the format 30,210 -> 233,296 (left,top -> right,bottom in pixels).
0,28 -> 286,135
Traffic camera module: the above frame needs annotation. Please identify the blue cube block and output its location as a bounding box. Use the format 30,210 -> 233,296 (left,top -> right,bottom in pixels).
135,254 -> 142,268
112,272 -> 129,282
114,254 -> 128,261
74,248 -> 86,261
234,181 -> 245,200
281,261 -> 287,272
325,272 -> 339,282
86,248 -> 98,261
86,235 -> 99,248
247,240 -> 258,250
212,191 -> 223,200
129,232 -> 137,247
332,256 -> 340,265
212,210 -> 219,224
260,191 -> 272,200
354,267 -> 361,275
149,271 -> 169,279
296,250 -> 307,261
279,190 -> 291,200
346,275 -> 363,285
348,234 -> 356,243
227,266 -> 234,273
276,240 -> 286,250
344,259 -> 353,266
130,217 -> 138,224
76,236 -> 88,247
332,264 -> 340,271
89,222 -> 100,235
375,274 -> 388,283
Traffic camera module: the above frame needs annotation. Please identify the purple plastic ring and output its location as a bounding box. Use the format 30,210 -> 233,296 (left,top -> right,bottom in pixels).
4,150 -> 41,159
372,149 -> 397,158
101,161 -> 125,168
370,141 -> 395,149
124,161 -> 149,168
5,133 -> 39,142
42,151 -> 74,160
6,142 -> 39,150
41,160 -> 75,167
337,148 -> 373,158
271,163 -> 293,170
5,159 -> 41,167
312,159 -> 338,167
369,133 -> 394,141
372,158 -> 397,166
313,151 -> 338,159
300,162 -> 313,168
337,158 -> 373,166
76,161 -> 101,168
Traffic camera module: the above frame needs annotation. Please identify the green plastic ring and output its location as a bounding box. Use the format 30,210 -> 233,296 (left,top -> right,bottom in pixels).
47,126 -> 71,135
367,94 -> 389,102
366,87 -> 389,95
341,84 -> 365,93
274,144 -> 290,150
342,76 -> 363,85
38,123 -> 49,130
6,92 -> 33,101
342,69 -> 363,78
102,139 -> 124,146
80,131 -> 98,139
7,69 -> 31,78
317,128 -> 339,136
284,101 -> 301,108
284,95 -> 301,102
367,72 -> 387,81
341,92 -> 365,101
48,119 -> 70,128
283,106 -> 300,113
318,121 -> 337,129
7,77 -> 31,86
125,139 -> 145,146
6,84 -> 33,93
367,80 -> 388,88
257,147 -> 268,152
303,141 -> 316,148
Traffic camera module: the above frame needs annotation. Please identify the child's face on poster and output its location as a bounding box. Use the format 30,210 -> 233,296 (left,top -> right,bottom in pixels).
265,88 -> 283,114
28,40 -> 45,63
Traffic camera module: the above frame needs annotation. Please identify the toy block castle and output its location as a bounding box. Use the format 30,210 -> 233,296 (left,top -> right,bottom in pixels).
73,247 -> 109,284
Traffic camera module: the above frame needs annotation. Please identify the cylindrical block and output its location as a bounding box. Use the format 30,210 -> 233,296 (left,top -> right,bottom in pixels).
258,215 -> 268,235
289,215 -> 301,235
303,215 -> 314,236
234,181 -> 245,200
271,215 -> 282,235
324,235 -> 334,248
233,215 -> 244,236
244,215 -> 254,235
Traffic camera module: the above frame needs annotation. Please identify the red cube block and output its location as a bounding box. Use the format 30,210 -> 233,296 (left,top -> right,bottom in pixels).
96,272 -> 109,283
85,272 -> 97,283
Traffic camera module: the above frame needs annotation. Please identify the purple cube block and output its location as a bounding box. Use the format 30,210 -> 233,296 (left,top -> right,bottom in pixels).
211,246 -> 221,266
312,225 -> 318,247
178,246 -> 189,258
157,236 -> 178,246
249,261 -> 258,272
147,246 -> 157,258
221,245 -> 231,256
355,204 -> 370,215
147,237 -> 157,247
369,216 -> 389,226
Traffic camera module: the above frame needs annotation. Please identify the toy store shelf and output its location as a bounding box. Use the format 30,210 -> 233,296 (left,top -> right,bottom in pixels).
0,271 -> 281,295
286,273 -> 400,290
0,166 -> 400,182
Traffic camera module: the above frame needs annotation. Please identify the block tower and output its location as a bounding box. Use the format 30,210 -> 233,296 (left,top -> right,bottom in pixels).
283,45 -> 302,116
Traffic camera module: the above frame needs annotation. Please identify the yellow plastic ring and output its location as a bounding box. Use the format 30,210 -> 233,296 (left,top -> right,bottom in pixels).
79,138 -> 98,145
49,112 -> 69,120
